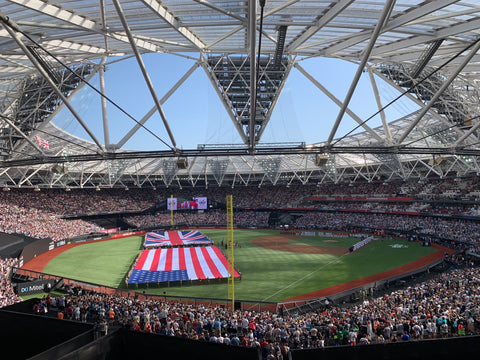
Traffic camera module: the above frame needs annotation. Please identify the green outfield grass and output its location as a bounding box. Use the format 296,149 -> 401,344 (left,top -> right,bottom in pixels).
41,230 -> 437,302
43,236 -> 143,288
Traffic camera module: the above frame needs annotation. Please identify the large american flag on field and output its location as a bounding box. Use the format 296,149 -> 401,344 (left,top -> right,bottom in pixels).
128,246 -> 239,284
144,231 -> 213,247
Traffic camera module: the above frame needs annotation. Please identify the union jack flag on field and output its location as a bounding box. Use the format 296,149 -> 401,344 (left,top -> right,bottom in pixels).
144,230 -> 213,248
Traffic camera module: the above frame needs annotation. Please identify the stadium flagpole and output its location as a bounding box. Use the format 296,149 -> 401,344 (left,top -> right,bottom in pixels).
226,195 -> 235,310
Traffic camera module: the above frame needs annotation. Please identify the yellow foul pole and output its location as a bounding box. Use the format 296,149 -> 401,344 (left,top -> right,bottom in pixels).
226,194 -> 235,310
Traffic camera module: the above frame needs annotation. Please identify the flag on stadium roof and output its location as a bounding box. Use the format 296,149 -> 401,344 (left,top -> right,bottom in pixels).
35,134 -> 49,150
128,246 -> 239,284
144,230 -> 213,247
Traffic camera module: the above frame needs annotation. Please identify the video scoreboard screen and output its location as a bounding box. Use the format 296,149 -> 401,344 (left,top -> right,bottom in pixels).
167,197 -> 207,210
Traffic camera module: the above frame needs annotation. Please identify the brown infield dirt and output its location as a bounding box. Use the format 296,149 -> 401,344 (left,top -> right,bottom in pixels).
252,235 -> 349,255
22,234 -> 456,302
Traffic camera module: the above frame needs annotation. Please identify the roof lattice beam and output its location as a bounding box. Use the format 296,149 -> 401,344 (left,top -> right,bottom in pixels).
193,0 -> 245,23
295,63 -> 382,143
141,0 -> 206,51
248,0 -> 257,152
371,17 -> 480,58
5,0 -> 160,53
328,0 -> 396,144
398,38 -> 480,144
367,68 -> 392,144
287,0 -> 354,53
112,0 -> 177,150
318,0 -> 459,56
1,15 -> 104,152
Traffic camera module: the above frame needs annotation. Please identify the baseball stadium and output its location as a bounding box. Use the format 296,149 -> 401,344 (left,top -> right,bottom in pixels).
1,1 -> 480,359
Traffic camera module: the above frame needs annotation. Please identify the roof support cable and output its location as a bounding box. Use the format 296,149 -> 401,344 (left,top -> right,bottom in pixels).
0,10 -> 174,152
0,113 -> 104,156
331,36 -> 480,148
1,16 -> 105,152
250,0 -> 266,152
257,0 -> 266,76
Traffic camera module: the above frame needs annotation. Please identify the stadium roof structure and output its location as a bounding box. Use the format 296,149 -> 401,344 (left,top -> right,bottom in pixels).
1,0 -> 480,190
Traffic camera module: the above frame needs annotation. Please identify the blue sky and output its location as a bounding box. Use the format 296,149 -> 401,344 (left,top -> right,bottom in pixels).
53,53 -> 415,151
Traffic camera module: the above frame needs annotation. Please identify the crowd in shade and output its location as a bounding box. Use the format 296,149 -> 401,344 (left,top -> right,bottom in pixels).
292,212 -> 480,247
2,192 -> 480,246
22,264 -> 480,356
0,257 -> 21,308
302,200 -> 480,217
125,211 -> 270,229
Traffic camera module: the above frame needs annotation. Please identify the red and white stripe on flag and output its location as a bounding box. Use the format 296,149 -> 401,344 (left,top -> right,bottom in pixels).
134,246 -> 239,280
35,134 -> 49,150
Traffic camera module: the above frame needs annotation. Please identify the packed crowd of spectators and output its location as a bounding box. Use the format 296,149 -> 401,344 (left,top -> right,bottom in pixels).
0,188 -> 155,216
302,201 -> 426,213
296,198 -> 480,217
1,176 -> 480,219
312,176 -> 480,199
125,210 -> 270,229
25,264 -> 480,354
125,208 -> 480,251
0,202 -> 103,241
0,257 -> 21,308
293,212 -> 480,247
